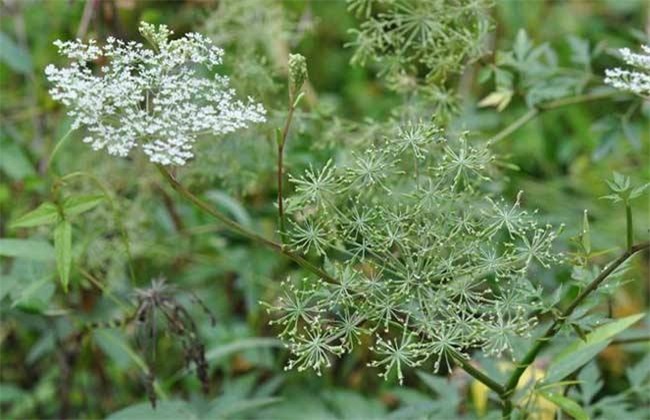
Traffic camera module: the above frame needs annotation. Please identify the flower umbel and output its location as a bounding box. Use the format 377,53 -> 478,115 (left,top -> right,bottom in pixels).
45,22 -> 266,166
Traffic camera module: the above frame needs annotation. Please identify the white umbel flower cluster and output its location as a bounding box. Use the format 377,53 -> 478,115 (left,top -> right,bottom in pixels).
604,44 -> 650,98
45,22 -> 266,165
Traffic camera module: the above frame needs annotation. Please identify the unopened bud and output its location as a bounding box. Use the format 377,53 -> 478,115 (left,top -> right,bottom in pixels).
288,53 -> 308,99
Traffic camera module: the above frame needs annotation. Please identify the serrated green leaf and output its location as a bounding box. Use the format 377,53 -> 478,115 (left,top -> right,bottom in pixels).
630,183 -> 649,200
513,29 -> 532,62
54,220 -> 72,292
567,35 -> 590,68
0,238 -> 54,261
577,362 -> 602,405
62,194 -> 105,217
626,353 -> 650,388
539,391 -> 588,420
546,313 -> 644,383
10,202 -> 59,228
494,68 -> 514,90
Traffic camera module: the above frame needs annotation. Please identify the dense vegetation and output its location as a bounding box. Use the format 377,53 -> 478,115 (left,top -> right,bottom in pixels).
1,1 -> 648,419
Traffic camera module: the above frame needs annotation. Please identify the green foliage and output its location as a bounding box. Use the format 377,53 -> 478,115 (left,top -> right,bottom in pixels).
1,1 -> 648,419
569,357 -> 650,418
544,313 -> 644,384
480,29 -> 598,110
347,0 -> 492,93
601,172 -> 650,204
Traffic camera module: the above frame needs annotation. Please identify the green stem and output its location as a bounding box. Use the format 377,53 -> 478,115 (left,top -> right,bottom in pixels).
450,350 -> 505,396
45,128 -> 74,172
156,165 -> 338,284
503,241 -> 650,396
626,203 -> 633,252
502,399 -> 513,419
490,90 -> 619,144
277,104 -> 296,241
490,108 -> 538,144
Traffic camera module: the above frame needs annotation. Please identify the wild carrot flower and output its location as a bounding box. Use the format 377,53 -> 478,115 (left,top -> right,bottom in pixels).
45,22 -> 266,166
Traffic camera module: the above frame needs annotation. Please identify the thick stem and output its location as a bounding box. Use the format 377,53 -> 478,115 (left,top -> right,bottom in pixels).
490,91 -> 619,144
156,165 -> 337,285
450,350 -> 505,396
503,241 -> 650,395
502,399 -> 513,419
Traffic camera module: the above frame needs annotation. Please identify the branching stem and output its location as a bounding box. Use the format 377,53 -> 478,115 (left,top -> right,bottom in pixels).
157,165 -> 337,285
500,241 -> 649,418
490,91 -> 619,144
158,167 -> 648,419
450,350 -> 505,396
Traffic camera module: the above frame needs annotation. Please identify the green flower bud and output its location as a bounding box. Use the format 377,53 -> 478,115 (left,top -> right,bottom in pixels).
288,53 -> 308,99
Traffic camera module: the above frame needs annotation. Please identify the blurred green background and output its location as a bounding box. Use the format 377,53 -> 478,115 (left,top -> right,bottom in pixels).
1,0 -> 648,418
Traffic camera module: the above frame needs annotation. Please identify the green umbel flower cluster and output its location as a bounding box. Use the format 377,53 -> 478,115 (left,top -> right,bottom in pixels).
266,122 -> 562,382
346,0 -> 492,92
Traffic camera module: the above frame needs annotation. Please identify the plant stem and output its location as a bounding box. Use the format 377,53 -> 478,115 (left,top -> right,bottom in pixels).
277,104 -> 296,240
626,203 -> 633,252
490,90 -> 619,144
490,108 -> 538,144
502,399 -> 513,419
156,165 -> 337,284
502,241 -> 650,397
450,350 -> 505,396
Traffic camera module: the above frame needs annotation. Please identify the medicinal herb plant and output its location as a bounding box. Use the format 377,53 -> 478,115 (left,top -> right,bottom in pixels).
4,1 -> 649,419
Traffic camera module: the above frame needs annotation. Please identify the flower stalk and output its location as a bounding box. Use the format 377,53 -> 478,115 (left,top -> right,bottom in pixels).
277,54 -> 308,240
156,165 -> 337,285
490,91 -> 619,144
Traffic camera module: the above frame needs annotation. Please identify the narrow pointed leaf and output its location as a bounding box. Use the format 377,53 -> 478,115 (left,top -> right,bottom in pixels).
10,202 -> 59,228
546,313 -> 644,383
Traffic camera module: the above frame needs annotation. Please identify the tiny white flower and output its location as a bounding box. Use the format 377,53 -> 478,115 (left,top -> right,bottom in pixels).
604,44 -> 650,97
45,22 -> 266,166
